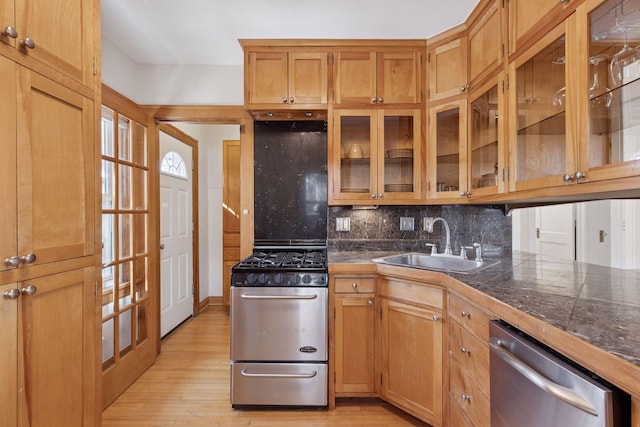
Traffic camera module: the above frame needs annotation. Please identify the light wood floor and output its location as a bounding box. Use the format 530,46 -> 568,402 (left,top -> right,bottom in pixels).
102,306 -> 429,426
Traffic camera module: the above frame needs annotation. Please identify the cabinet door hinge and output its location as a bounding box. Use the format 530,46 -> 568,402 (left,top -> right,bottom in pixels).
502,43 -> 505,59
427,52 -> 431,63
333,307 -> 336,319
380,372 -> 383,386
239,124 -> 245,134
93,57 -> 97,76
506,74 -> 510,90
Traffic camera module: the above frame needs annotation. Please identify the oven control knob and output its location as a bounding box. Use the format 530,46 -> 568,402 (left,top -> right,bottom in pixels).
291,275 -> 301,285
274,273 -> 284,284
258,273 -> 269,284
246,273 -> 257,284
302,274 -> 312,284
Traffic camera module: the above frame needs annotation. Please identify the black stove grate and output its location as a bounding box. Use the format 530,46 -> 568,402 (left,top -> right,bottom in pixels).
234,249 -> 327,271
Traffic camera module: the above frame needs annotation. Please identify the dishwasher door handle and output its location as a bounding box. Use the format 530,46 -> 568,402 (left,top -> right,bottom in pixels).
489,338 -> 599,416
240,368 -> 318,379
240,293 -> 318,300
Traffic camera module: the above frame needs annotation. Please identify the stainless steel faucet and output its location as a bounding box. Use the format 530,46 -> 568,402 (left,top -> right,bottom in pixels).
424,217 -> 452,255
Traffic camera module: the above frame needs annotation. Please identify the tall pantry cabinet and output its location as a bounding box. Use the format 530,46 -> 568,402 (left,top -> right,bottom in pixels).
0,0 -> 100,426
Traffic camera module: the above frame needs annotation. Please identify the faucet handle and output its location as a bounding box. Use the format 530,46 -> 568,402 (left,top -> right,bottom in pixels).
473,243 -> 483,262
460,246 -> 471,260
425,243 -> 437,255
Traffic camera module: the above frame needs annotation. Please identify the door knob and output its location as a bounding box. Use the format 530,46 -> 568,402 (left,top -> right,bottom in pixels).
160,243 -> 165,250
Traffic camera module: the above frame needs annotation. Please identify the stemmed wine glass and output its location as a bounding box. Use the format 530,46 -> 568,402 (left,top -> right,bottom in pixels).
552,56 -> 566,107
589,54 -> 612,108
609,20 -> 640,87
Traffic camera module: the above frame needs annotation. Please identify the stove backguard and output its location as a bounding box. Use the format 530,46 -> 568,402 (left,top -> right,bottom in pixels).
253,120 -> 328,247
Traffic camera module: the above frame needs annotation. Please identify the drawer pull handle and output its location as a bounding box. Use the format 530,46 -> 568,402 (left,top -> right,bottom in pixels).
461,393 -> 471,402
461,310 -> 470,318
461,347 -> 470,354
240,368 -> 317,379
432,315 -> 440,321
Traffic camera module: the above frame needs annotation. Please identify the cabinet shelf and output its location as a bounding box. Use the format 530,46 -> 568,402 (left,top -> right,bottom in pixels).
517,111 -> 565,136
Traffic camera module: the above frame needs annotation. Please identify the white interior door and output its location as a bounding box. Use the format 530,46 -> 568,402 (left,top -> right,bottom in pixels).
576,200 -> 611,267
160,132 -> 193,337
535,204 -> 575,261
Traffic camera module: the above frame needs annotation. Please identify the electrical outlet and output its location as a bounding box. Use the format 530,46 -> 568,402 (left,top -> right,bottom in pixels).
423,217 -> 435,231
336,217 -> 350,232
400,217 -> 414,231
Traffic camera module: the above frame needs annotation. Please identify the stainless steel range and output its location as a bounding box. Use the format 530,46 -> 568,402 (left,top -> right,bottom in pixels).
230,120 -> 329,407
230,249 -> 328,407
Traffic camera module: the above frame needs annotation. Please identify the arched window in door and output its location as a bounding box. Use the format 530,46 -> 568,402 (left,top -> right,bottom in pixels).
160,151 -> 188,178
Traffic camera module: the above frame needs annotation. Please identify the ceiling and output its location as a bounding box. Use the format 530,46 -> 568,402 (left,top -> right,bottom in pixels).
101,0 -> 480,66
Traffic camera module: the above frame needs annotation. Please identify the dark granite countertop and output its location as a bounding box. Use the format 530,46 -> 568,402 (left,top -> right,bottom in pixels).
328,249 -> 640,368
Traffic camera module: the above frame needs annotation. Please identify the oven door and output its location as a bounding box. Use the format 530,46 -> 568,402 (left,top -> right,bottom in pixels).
230,286 -> 328,362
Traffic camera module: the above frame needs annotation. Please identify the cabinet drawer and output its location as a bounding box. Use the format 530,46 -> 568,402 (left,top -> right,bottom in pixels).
449,293 -> 493,341
334,277 -> 375,294
449,397 -> 475,427
450,360 -> 490,427
449,320 -> 490,392
378,279 -> 443,309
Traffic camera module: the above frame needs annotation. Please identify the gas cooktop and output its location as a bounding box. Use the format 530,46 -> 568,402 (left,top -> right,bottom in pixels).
234,250 -> 327,271
231,249 -> 328,287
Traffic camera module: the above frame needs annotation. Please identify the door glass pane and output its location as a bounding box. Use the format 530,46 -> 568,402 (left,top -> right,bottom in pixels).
119,214 -> 133,259
134,257 -> 148,300
119,164 -> 132,210
102,159 -> 115,209
136,302 -> 148,344
118,114 -> 132,162
435,108 -> 461,193
133,168 -> 147,210
589,0 -> 640,168
340,115 -> 371,193
134,214 -> 148,256
102,319 -> 115,366
132,122 -> 148,166
101,107 -> 114,158
470,85 -> 499,189
383,115 -> 414,193
515,36 -> 566,181
119,308 -> 133,356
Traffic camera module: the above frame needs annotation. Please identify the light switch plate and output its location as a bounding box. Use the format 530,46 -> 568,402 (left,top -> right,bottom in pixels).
336,217 -> 350,232
400,217 -> 414,231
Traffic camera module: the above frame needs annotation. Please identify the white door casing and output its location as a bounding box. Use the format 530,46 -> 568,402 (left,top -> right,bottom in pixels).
534,204 -> 575,261
159,132 -> 194,337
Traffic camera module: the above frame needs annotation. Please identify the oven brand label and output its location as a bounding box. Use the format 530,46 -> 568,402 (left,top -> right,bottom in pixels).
299,346 -> 318,353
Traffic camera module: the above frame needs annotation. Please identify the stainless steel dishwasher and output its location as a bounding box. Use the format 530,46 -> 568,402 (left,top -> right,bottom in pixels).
489,320 -> 630,427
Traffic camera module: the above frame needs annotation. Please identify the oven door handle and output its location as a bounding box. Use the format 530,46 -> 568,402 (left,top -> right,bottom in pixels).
239,293 -> 319,300
240,368 -> 318,379
489,338 -> 598,416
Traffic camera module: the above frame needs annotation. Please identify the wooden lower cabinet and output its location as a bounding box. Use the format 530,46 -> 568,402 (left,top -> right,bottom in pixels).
1,266 -> 96,426
333,276 -> 376,396
379,280 -> 443,426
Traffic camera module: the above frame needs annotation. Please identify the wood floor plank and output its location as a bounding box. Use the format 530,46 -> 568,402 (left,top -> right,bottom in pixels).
102,306 -> 429,426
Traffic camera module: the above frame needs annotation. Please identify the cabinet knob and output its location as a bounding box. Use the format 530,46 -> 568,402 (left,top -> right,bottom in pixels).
461,310 -> 470,318
289,97 -> 294,103
20,285 -> 37,296
367,300 -> 373,306
461,393 -> 471,402
20,37 -> 35,49
559,0 -> 569,3
459,191 -> 471,198
352,282 -> 358,289
1,26 -> 18,39
574,171 -> 586,180
461,347 -> 470,354
371,97 -> 377,103
4,256 -> 20,267
377,97 -> 383,103
282,96 -> 288,103
378,193 -> 384,199
432,315 -> 440,321
562,173 -> 574,182
371,193 -> 377,199
459,86 -> 467,92
20,253 -> 36,264
3,289 -> 20,300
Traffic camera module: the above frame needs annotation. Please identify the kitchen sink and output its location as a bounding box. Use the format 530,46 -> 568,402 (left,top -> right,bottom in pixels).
373,253 -> 499,274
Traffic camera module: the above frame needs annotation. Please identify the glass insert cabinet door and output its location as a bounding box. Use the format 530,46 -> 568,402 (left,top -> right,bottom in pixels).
509,21 -> 576,191
332,109 -> 421,203
579,0 -> 640,181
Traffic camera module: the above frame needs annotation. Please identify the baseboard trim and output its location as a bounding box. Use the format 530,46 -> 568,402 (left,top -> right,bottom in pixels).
198,296 -> 223,312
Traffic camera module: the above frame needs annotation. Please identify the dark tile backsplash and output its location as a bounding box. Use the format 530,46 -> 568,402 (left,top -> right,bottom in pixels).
328,205 -> 511,256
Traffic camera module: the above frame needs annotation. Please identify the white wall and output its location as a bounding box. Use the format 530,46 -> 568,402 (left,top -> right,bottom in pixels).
101,39 -> 243,105
174,124 -> 240,301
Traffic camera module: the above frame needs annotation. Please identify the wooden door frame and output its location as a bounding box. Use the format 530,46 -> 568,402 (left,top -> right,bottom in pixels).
157,123 -> 200,319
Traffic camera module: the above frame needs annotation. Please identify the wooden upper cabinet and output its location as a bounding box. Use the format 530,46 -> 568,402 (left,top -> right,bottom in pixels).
246,50 -> 328,106
335,50 -> 422,105
15,67 -> 95,267
1,0 -> 95,87
509,0 -> 577,56
428,34 -> 468,102
468,0 -> 504,88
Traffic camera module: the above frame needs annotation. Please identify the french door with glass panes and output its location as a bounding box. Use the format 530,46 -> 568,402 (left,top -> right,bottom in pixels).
100,98 -> 157,408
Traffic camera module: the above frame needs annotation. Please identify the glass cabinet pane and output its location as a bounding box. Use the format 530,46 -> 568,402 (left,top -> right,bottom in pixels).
382,114 -> 414,193
435,107 -> 462,193
118,114 -> 132,162
339,115 -> 372,194
470,85 -> 499,189
515,35 -> 567,182
588,0 -> 640,169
